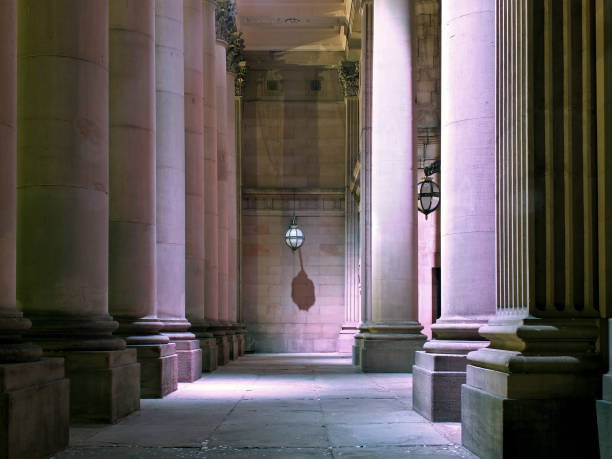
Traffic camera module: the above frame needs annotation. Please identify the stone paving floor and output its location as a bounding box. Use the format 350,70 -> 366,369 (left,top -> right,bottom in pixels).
53,354 -> 478,458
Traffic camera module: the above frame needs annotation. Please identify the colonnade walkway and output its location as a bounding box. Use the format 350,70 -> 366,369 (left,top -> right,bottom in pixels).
56,354 -> 476,458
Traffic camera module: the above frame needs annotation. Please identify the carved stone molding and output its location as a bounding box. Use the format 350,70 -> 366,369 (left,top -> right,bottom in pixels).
242,188 -> 345,216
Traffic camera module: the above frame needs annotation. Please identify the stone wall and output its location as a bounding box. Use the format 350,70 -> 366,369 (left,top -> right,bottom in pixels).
241,52 -> 346,352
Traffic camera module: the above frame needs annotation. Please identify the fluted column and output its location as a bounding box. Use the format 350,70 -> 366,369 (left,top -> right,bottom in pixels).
156,0 -> 202,382
1,2 -> 69,454
18,0 -> 139,422
356,0 -> 425,372
356,0 -> 373,365
413,0 -> 495,422
462,1 -> 601,457
338,61 -> 361,355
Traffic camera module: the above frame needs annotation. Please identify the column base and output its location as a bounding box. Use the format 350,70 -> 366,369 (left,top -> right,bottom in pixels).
338,323 -> 359,355
352,335 -> 362,366
214,333 -> 230,366
0,358 -> 69,458
237,332 -> 246,356
131,344 -> 177,399
199,336 -> 218,372
175,340 -> 202,382
412,351 -> 467,421
63,349 -> 140,423
462,364 -> 600,459
597,398 -> 612,458
357,333 -> 425,372
227,330 -> 239,360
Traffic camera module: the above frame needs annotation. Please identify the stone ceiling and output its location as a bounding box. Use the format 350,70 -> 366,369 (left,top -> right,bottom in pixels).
235,0 -> 360,52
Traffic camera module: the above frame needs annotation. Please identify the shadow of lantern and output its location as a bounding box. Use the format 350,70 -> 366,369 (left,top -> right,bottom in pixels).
291,249 -> 315,311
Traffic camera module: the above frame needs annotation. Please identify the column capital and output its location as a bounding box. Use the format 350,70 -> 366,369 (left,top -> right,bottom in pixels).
215,0 -> 235,43
234,60 -> 247,96
338,60 -> 360,98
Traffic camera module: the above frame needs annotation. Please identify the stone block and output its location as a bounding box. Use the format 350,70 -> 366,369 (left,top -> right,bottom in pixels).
337,330 -> 357,355
412,352 -> 466,421
462,383 -> 600,459
0,358 -> 69,459
174,340 -> 202,382
200,338 -> 218,372
64,349 -> 140,423
132,344 -> 177,399
597,399 -> 612,459
359,336 -> 425,373
238,333 -> 246,356
216,335 -> 230,366
228,334 -> 239,360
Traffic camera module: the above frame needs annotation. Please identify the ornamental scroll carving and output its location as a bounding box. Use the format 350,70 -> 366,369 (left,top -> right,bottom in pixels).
338,61 -> 360,98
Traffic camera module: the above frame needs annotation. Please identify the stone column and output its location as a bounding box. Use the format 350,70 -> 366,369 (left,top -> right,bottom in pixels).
18,0 -> 140,422
596,0 -> 612,455
235,64 -> 248,356
1,2 -> 69,455
413,0 -> 495,422
338,61 -> 361,355
155,0 -> 202,383
108,0 -> 177,398
356,0 -> 425,372
598,320 -> 612,457
356,0 -> 373,365
209,33 -> 231,366
205,3 -> 228,366
183,0 -> 218,373
227,70 -> 241,359
462,1 -> 601,457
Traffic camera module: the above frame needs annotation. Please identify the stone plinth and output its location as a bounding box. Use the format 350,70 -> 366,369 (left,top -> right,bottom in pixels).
0,358 -> 69,458
214,331 -> 230,366
462,364 -> 600,459
597,318 -> 612,457
132,344 -> 177,399
63,349 -> 140,423
338,323 -> 359,355
357,323 -> 425,373
597,397 -> 612,458
175,340 -> 202,382
412,351 -> 467,421
198,335 -> 219,373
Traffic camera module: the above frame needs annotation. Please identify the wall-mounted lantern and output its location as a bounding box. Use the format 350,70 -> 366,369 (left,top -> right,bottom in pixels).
284,215 -> 304,251
417,159 -> 440,219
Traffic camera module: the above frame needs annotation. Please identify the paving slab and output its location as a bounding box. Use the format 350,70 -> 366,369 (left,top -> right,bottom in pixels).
56,354 -> 475,458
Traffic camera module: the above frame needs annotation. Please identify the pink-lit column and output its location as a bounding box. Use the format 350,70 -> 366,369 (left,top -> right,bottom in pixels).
226,70 -> 240,359
183,0 -> 218,373
108,0 -> 178,398
18,0 -> 140,422
356,0 -> 373,364
205,7 -> 227,367
1,2 -> 69,454
357,0 -> 426,372
155,0 -> 202,382
338,61 -> 361,355
412,0 -> 495,422
213,37 -> 232,364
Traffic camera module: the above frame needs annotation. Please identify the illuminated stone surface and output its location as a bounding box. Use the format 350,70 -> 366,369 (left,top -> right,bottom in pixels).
57,355 -> 475,458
